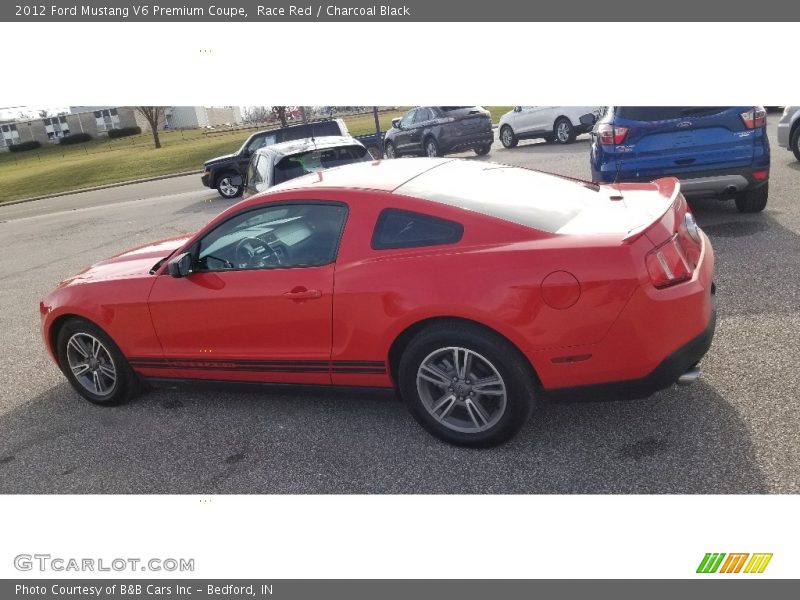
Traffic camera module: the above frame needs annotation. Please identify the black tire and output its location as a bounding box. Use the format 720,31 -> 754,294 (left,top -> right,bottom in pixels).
56,318 -> 139,406
553,117 -> 576,144
384,141 -> 397,159
791,125 -> 800,162
216,172 -> 243,199
397,322 -> 536,447
474,145 -> 491,156
735,182 -> 769,213
500,125 -> 518,149
424,137 -> 440,158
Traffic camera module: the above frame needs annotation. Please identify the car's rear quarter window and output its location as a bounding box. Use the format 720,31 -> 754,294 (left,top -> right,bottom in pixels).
372,209 -> 463,250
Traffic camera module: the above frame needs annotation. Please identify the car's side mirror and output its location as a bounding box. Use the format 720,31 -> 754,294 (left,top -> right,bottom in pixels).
391,118 -> 402,130
167,252 -> 194,278
579,113 -> 597,126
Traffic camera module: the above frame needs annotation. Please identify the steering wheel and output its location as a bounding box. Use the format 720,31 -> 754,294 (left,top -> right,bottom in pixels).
234,237 -> 282,268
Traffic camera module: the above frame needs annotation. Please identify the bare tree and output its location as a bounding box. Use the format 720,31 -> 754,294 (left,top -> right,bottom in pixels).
244,106 -> 271,124
135,107 -> 165,149
272,106 -> 288,127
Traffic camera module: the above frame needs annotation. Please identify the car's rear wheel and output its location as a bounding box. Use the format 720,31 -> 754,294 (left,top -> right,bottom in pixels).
56,318 -> 139,406
384,141 -> 397,159
554,117 -> 576,144
474,145 -> 491,156
500,125 -> 518,148
398,322 -> 535,447
791,126 -> 800,162
424,138 -> 440,158
216,172 -> 243,199
735,182 -> 769,213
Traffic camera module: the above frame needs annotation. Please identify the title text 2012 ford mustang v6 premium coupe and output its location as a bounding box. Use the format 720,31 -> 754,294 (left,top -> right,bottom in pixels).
40,158 -> 715,446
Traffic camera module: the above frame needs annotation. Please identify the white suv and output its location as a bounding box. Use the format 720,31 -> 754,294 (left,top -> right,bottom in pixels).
499,106 -> 600,148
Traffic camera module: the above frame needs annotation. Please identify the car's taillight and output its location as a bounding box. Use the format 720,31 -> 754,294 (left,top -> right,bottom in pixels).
597,123 -> 629,145
646,234 -> 693,289
740,106 -> 767,129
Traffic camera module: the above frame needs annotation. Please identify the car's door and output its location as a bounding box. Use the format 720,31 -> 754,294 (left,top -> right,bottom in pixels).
394,109 -> 417,153
408,107 -> 433,152
512,106 -> 545,134
526,106 -> 557,133
147,201 -> 349,384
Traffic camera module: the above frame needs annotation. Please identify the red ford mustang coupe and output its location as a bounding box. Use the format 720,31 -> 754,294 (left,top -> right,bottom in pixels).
40,158 -> 715,446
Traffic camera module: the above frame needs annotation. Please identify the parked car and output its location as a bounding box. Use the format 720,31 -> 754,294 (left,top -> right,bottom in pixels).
240,136 -> 372,198
383,107 -> 493,159
201,119 -> 383,198
40,158 -> 715,447
590,107 -> 771,213
499,106 -> 599,147
777,106 -> 800,161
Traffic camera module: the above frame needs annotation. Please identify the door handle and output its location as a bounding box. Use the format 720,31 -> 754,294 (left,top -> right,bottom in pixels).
283,287 -> 322,300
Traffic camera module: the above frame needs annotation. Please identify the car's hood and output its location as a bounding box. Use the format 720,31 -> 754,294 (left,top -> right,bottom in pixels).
204,152 -> 239,168
61,235 -> 192,285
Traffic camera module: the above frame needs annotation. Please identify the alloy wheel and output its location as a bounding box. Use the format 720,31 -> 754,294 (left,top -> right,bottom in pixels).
66,333 -> 117,398
218,177 -> 239,197
416,346 -> 507,433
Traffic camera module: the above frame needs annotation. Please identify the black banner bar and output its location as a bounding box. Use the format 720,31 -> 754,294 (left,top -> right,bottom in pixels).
3,0 -> 800,22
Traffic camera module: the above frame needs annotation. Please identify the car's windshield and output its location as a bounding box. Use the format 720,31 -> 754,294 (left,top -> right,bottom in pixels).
273,144 -> 371,185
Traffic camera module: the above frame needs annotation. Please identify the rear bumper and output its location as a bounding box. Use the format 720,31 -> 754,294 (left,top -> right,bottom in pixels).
595,165 -> 768,198
541,307 -> 716,402
439,130 -> 494,154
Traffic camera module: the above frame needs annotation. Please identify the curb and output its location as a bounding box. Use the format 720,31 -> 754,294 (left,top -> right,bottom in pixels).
0,169 -> 203,208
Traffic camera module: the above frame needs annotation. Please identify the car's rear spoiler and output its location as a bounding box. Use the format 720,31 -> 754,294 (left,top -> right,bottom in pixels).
621,177 -> 682,244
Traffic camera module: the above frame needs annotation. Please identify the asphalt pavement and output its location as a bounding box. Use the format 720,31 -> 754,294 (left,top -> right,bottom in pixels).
1,118 -> 798,494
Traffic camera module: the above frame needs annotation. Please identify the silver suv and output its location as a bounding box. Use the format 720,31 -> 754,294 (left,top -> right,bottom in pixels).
777,106 -> 800,161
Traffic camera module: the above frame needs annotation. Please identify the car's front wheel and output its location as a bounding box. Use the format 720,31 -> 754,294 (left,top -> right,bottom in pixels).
216,172 -> 243,199
474,145 -> 491,156
735,182 -> 769,213
500,125 -> 518,148
424,138 -> 440,158
384,141 -> 397,159
56,318 -> 139,406
398,322 -> 535,447
553,117 -> 576,144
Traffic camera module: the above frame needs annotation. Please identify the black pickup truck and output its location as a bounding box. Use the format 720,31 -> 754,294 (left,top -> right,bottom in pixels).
202,119 -> 384,198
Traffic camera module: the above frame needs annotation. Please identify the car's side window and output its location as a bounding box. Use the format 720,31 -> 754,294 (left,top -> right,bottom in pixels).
400,110 -> 416,128
196,202 -> 348,272
414,108 -> 431,124
371,208 -> 463,250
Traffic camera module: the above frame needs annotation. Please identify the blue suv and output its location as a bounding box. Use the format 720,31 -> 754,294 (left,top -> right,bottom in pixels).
590,107 -> 770,212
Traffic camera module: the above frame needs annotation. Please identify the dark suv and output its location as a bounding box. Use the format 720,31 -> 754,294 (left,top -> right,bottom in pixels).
383,106 -> 493,159
202,119 -> 348,198
590,107 -> 770,213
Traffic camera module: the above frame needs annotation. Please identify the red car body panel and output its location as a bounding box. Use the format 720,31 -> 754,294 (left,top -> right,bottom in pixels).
40,158 -> 715,397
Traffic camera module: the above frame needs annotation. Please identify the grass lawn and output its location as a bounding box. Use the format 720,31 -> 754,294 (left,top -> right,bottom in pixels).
0,107 -> 512,204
